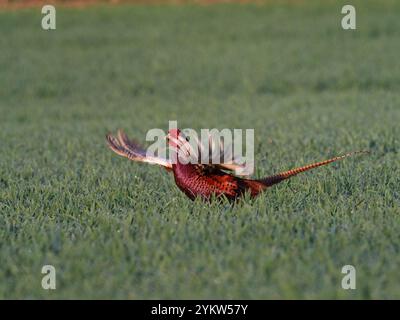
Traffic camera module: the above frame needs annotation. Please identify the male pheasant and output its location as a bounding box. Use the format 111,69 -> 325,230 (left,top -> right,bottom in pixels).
106,129 -> 367,202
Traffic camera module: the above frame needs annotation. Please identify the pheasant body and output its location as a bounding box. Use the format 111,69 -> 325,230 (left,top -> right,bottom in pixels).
172,162 -> 253,201
106,128 -> 367,202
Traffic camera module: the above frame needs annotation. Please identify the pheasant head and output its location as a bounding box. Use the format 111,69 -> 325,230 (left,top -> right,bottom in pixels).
166,129 -> 194,164
166,128 -> 183,149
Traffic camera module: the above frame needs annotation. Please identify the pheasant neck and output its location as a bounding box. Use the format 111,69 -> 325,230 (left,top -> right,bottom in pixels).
171,149 -> 197,178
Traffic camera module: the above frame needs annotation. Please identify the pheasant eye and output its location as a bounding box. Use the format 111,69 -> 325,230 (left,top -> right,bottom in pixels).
185,137 -> 190,142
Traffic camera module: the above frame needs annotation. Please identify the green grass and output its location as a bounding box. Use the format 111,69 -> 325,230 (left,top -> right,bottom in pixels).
0,0 -> 399,299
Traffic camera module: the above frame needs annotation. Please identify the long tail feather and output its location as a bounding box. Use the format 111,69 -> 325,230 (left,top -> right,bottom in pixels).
258,150 -> 369,187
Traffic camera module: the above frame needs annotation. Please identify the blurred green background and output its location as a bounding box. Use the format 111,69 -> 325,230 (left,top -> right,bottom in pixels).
0,0 -> 399,299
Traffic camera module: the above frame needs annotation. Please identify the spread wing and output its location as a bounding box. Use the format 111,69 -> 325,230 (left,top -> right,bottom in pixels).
186,132 -> 252,176
106,130 -> 172,170
106,129 -> 251,176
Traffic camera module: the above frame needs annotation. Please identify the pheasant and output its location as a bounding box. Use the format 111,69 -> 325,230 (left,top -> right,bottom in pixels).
106,129 -> 367,202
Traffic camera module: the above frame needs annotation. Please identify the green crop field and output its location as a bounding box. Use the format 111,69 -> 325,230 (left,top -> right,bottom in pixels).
0,0 -> 399,299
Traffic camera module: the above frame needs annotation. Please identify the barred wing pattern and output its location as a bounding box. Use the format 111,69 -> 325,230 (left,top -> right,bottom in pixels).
106,129 -> 250,176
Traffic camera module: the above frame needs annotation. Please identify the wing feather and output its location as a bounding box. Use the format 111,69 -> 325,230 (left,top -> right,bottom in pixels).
106,131 -> 172,170
107,129 -> 251,176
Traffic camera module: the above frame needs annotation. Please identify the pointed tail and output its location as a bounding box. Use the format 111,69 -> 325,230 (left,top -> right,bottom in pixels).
258,150 -> 369,187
